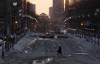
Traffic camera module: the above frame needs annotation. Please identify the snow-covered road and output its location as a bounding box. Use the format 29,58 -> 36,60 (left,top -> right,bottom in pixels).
1,33 -> 100,64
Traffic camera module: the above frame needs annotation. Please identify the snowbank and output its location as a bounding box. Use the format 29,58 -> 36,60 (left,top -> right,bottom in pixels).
12,33 -> 34,52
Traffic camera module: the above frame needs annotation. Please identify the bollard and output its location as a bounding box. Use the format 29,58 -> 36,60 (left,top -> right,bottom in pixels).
2,47 -> 4,59
1,41 -> 5,59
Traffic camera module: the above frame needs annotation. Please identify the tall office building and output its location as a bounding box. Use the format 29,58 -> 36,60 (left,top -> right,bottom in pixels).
0,0 -> 6,35
65,0 -> 81,17
53,0 -> 64,20
49,7 -> 53,18
65,0 -> 69,17
69,0 -> 81,5
27,2 -> 36,15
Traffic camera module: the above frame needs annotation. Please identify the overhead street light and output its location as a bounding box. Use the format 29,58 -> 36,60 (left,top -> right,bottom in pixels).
15,21 -> 18,24
13,2 -> 17,6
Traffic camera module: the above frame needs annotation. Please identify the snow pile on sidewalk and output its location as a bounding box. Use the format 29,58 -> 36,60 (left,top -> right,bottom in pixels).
9,32 -> 45,53
67,33 -> 100,57
12,33 -> 34,52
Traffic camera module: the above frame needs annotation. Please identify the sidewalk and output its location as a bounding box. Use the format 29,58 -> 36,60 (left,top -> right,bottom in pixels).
67,33 -> 100,57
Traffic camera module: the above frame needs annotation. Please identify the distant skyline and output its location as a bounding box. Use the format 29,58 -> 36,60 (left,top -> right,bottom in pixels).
28,0 -> 53,16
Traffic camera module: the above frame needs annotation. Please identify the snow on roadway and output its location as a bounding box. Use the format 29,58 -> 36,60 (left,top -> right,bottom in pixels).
8,33 -> 100,56
32,58 -> 53,64
0,33 -> 100,63
1,32 -> 100,64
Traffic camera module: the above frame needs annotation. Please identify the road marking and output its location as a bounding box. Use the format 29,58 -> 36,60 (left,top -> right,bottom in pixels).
28,39 -> 36,45
73,53 -> 89,55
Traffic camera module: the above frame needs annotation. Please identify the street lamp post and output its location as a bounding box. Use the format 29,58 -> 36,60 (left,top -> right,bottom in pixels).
13,1 -> 18,44
7,0 -> 12,35
5,0 -> 12,52
97,25 -> 99,45
90,30 -> 93,44
14,34 -> 17,44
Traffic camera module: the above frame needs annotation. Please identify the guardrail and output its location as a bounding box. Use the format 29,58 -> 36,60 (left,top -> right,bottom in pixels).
73,28 -> 100,46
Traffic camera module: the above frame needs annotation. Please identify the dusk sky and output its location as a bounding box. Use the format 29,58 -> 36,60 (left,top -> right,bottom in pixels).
28,0 -> 53,16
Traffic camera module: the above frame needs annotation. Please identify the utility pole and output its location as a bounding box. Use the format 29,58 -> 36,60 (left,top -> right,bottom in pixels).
6,0 -> 12,36
5,0 -> 13,52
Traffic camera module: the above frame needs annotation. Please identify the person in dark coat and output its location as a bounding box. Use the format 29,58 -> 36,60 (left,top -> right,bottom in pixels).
57,46 -> 62,55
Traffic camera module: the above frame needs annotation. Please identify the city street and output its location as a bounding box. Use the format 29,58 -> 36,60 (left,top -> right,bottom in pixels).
0,0 -> 100,64
2,33 -> 100,64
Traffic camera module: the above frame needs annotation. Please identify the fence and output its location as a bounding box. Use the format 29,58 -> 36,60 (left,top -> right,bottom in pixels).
73,26 -> 100,46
